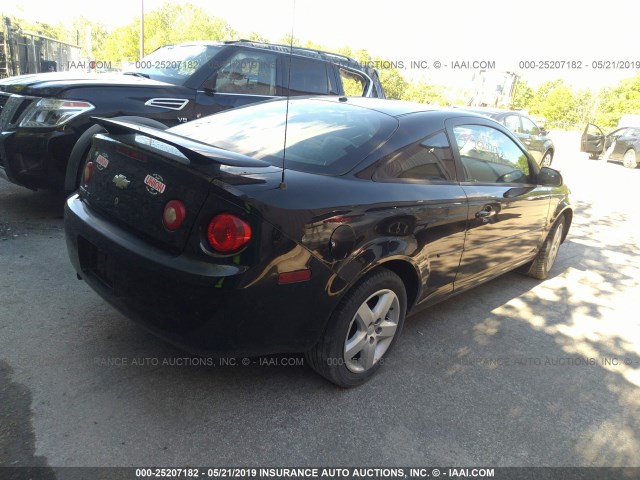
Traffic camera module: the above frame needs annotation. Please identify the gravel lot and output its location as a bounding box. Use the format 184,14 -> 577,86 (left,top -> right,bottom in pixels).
1,130 -> 639,474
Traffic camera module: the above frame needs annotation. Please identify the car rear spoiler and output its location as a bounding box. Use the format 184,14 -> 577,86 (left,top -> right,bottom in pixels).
91,117 -> 271,168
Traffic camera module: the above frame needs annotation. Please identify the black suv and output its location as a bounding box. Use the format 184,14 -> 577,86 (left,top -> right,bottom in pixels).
0,40 -> 385,191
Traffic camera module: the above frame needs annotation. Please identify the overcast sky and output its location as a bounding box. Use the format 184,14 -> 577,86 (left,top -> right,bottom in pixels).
3,0 -> 640,89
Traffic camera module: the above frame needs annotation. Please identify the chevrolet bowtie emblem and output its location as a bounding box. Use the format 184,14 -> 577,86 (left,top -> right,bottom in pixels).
112,174 -> 130,189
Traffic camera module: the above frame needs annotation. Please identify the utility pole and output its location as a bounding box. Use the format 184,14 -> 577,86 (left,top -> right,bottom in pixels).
139,0 -> 144,60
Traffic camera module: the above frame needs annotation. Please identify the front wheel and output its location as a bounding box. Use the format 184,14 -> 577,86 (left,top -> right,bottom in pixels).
541,151 -> 553,167
522,216 -> 565,280
622,149 -> 638,169
305,269 -> 407,387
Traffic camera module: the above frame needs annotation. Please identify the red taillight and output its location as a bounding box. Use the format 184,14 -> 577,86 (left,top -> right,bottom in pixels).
207,213 -> 252,253
83,161 -> 94,186
163,200 -> 186,231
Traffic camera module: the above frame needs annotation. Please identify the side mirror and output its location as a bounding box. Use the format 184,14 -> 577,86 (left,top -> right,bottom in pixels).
538,166 -> 562,186
540,128 -> 549,136
201,75 -> 217,95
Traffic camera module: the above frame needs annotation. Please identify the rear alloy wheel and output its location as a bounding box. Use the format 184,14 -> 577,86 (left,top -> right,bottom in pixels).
305,269 -> 406,387
523,216 -> 565,280
541,151 -> 553,167
622,149 -> 638,169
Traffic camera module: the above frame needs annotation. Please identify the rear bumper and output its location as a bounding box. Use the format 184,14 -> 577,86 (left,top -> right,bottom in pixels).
64,194 -> 335,357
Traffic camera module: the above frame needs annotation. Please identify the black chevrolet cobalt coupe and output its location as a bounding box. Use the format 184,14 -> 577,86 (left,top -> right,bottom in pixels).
64,97 -> 572,387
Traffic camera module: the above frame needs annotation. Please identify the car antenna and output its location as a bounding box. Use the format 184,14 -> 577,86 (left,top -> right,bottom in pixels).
280,0 -> 296,190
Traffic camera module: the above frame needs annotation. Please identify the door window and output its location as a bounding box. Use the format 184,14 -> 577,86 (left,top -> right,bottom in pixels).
214,50 -> 276,95
453,125 -> 531,184
286,57 -> 331,95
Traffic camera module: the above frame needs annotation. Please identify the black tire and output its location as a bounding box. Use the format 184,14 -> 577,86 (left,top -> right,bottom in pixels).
66,124 -> 107,192
541,150 -> 553,167
64,116 -> 168,192
588,153 -> 600,160
522,216 -> 565,280
305,268 -> 407,387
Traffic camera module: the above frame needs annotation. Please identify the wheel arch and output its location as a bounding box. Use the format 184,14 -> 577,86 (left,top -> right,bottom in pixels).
375,259 -> 421,311
63,115 -> 168,192
555,207 -> 572,243
341,256 -> 421,312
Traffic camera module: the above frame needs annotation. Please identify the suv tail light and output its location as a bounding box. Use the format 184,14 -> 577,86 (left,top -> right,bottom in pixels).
163,200 -> 187,231
207,213 -> 252,254
83,161 -> 94,186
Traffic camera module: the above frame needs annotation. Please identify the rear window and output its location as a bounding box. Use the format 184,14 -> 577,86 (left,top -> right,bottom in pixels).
169,99 -> 397,175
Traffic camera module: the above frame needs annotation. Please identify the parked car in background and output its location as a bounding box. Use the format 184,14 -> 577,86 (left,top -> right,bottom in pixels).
64,97 -> 572,387
581,123 -> 640,168
461,107 -> 555,167
0,40 -> 384,191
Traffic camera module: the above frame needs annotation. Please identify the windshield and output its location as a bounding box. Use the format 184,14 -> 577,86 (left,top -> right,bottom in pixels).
169,99 -> 397,175
124,44 -> 222,85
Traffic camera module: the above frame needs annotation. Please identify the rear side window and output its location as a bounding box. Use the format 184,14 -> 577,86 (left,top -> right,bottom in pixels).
503,115 -> 521,133
375,130 -> 456,182
170,99 -> 397,175
286,57 -> 330,95
214,50 -> 277,95
339,68 -> 368,96
520,117 -> 540,135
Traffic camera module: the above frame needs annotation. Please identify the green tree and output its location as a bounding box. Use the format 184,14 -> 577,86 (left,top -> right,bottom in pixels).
511,79 -> 534,110
97,23 -> 139,63
352,49 -> 371,65
72,17 -> 108,59
402,81 -> 446,105
377,60 -> 407,100
95,2 -> 238,62
246,32 -> 269,43
277,34 -> 302,47
143,3 -> 237,54
594,74 -> 640,127
13,18 -> 71,42
527,80 -> 582,129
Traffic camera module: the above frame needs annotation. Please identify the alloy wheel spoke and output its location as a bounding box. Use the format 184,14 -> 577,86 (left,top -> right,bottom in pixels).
344,330 -> 368,359
377,320 -> 397,339
358,338 -> 377,370
372,291 -> 395,321
355,302 -> 375,329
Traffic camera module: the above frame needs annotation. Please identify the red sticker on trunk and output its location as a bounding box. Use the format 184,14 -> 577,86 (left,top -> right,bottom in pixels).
144,174 -> 166,195
96,154 -> 109,170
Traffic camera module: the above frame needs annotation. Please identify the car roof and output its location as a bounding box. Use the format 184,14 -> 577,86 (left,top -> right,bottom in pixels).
155,40 -> 368,72
323,97 -> 440,116
285,97 -> 495,123
458,107 -> 526,117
